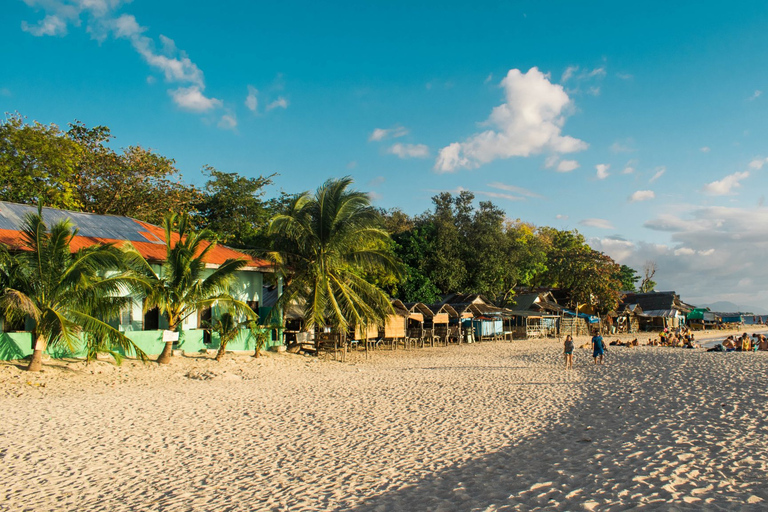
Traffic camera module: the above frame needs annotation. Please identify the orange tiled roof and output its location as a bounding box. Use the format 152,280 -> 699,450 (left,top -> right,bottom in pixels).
0,215 -> 272,271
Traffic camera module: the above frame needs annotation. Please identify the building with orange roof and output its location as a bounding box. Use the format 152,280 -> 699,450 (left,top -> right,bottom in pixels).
0,201 -> 281,359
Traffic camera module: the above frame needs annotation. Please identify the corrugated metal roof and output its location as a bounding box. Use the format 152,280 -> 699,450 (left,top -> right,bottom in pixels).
0,201 -> 272,270
641,309 -> 683,318
0,202 -> 163,243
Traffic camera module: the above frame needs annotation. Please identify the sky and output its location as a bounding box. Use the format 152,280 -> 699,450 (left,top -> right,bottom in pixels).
3,0 -> 768,308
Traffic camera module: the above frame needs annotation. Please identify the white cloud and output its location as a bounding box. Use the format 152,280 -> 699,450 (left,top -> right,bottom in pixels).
556,214 -> 569,220
557,159 -> 579,172
629,190 -> 655,202
561,65 -> 605,84
700,146 -> 710,153
649,167 -> 666,183
749,90 -> 762,101
20,1 -> 224,115
579,218 -> 614,229
266,97 -> 288,111
245,85 -> 258,112
21,14 -> 68,36
702,171 -> 749,196
544,156 -> 579,172
479,191 -> 526,202
595,164 -> 610,180
387,143 -> 429,159
484,73 -> 493,84
435,67 -> 587,172
560,66 -> 579,83
487,182 -> 542,198
610,139 -> 635,153
169,86 -> 222,112
622,165 -> 635,174
616,73 -> 633,80
748,157 -> 768,170
217,114 -> 237,130
369,126 -> 408,142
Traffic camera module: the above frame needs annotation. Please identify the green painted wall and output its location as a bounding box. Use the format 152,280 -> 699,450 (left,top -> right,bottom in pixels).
0,327 -> 281,361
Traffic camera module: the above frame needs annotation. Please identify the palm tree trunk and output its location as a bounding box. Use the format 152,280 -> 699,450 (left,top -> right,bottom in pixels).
215,340 -> 227,361
27,335 -> 47,372
156,341 -> 174,364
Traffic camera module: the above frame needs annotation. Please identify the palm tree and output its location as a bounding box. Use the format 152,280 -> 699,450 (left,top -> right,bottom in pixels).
267,177 -> 399,333
0,207 -> 147,372
206,311 -> 268,361
123,213 -> 256,364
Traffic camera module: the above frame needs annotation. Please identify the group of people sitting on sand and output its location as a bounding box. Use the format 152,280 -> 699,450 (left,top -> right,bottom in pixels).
708,332 -> 768,352
644,327 -> 698,348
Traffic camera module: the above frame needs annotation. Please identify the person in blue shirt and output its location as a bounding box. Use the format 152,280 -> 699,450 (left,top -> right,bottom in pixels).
591,330 -> 605,365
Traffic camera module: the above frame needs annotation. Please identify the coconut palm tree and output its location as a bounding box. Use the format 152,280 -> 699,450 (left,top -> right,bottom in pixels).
206,311 -> 268,361
0,207 -> 147,371
267,177 -> 399,333
123,213 -> 256,364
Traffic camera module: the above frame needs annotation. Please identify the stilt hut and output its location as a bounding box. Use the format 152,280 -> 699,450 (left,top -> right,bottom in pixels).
428,304 -> 458,345
405,302 -> 435,348
379,299 -> 409,348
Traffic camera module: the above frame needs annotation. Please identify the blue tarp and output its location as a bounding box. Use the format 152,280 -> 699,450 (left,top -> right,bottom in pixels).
562,309 -> 600,324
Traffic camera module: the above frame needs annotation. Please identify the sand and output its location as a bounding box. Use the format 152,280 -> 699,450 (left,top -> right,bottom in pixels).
1,336 -> 767,511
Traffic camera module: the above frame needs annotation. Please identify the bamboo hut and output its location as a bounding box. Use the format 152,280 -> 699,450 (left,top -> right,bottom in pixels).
379,299 -> 409,349
405,302 -> 435,348
428,304 -> 458,345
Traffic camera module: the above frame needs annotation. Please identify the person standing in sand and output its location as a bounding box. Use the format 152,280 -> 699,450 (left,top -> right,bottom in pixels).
564,335 -> 574,370
591,330 -> 605,365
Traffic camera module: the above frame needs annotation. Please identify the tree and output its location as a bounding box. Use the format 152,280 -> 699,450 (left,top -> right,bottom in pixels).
194,166 -> 276,247
639,261 -> 657,292
68,121 -> 200,225
423,192 -> 468,294
123,213 -> 256,364
0,207 -> 147,371
464,201 -> 510,302
538,227 -> 622,312
0,115 -> 199,224
617,264 -> 640,291
390,223 -> 441,303
0,113 -> 82,210
267,177 -> 399,331
496,221 -> 549,307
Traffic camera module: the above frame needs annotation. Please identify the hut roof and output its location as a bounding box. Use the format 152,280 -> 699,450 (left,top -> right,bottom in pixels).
620,291 -> 693,314
391,299 -> 410,317
405,302 -> 434,318
441,293 -> 494,307
427,303 -> 459,317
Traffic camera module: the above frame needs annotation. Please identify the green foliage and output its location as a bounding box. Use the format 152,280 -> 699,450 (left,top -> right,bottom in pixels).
0,115 -> 199,224
124,213 -> 256,334
267,177 -> 399,330
0,113 -> 82,209
69,121 -> 200,225
617,264 -> 640,291
195,166 -> 276,247
0,206 -> 147,369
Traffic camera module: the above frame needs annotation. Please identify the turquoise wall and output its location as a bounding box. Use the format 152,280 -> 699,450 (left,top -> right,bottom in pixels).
0,328 -> 280,361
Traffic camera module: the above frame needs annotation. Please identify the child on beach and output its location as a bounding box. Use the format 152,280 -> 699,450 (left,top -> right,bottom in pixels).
564,335 -> 574,370
592,330 -> 605,365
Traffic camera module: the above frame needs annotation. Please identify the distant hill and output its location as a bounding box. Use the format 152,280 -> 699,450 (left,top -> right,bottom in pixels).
697,301 -> 768,315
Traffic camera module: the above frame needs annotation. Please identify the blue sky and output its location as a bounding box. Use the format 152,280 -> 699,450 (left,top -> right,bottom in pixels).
4,0 -> 768,307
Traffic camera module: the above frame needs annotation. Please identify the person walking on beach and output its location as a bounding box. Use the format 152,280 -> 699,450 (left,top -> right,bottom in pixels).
564,335 -> 574,370
592,330 -> 605,365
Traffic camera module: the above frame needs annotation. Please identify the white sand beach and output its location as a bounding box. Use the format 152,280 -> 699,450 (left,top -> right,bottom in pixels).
2,338 -> 768,511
